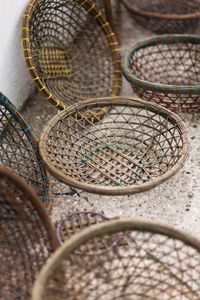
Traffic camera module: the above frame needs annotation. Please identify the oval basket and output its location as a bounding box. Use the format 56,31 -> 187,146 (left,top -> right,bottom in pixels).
121,0 -> 200,34
0,92 -> 51,208
32,219 -> 200,300
39,97 -> 188,195
56,211 -> 109,244
22,0 -> 121,110
123,35 -> 200,113
0,166 -> 58,300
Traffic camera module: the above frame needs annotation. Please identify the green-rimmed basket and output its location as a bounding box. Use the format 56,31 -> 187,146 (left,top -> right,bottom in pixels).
0,92 -> 51,208
121,0 -> 200,34
39,96 -> 188,195
22,0 -> 122,111
123,34 -> 200,113
0,166 -> 58,300
32,219 -> 200,300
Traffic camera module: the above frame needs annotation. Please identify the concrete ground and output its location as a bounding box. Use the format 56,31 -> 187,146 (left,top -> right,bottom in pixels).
22,7 -> 200,239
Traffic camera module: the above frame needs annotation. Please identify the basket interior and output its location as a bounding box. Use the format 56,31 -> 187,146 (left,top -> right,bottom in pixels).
42,100 -> 186,190
0,171 -> 54,299
130,40 -> 200,87
40,226 -> 200,299
29,0 -> 116,105
0,96 -> 49,204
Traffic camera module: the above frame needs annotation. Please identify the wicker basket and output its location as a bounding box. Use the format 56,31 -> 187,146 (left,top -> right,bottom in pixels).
32,219 -> 200,300
0,92 -> 51,208
121,0 -> 200,34
22,0 -> 121,110
56,211 -> 109,244
39,97 -> 188,195
123,35 -> 200,113
0,166 -> 58,300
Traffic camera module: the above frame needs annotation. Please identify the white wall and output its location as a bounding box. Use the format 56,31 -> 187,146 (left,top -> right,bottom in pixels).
0,0 -> 34,108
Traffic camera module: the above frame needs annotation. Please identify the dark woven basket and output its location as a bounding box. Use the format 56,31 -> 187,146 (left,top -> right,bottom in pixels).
32,219 -> 200,300
0,166 -> 58,300
39,97 -> 188,195
56,211 -> 109,244
0,92 -> 51,208
22,0 -> 121,110
121,0 -> 200,34
123,35 -> 200,113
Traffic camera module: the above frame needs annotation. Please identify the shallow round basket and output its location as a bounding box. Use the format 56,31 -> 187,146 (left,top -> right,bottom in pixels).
0,92 -> 51,208
32,219 -> 200,300
56,211 -> 109,244
121,0 -> 200,34
22,0 -> 121,111
39,97 -> 188,195
123,35 -> 200,113
0,166 -> 58,300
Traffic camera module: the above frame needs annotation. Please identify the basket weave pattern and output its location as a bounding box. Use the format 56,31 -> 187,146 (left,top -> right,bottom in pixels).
123,35 -> 200,113
23,0 -> 121,110
0,92 -> 50,207
33,220 -> 200,300
0,167 -> 58,299
121,0 -> 200,34
39,97 -> 188,195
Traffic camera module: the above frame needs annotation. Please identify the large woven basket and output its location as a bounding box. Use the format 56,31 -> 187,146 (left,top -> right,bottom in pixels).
0,92 -> 51,208
32,219 -> 200,300
123,35 -> 200,113
121,0 -> 200,34
56,211 -> 109,244
39,97 -> 188,195
22,0 -> 121,110
0,166 -> 58,300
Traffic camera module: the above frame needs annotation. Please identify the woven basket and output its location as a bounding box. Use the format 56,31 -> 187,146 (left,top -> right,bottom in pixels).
0,166 -> 58,300
56,211 -> 109,244
22,0 -> 121,110
39,97 -> 188,195
121,0 -> 200,34
123,35 -> 200,113
0,92 -> 51,208
32,219 -> 200,300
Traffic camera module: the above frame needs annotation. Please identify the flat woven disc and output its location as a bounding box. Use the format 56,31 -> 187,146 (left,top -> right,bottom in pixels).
32,220 -> 200,300
0,166 -> 58,299
39,97 -> 188,195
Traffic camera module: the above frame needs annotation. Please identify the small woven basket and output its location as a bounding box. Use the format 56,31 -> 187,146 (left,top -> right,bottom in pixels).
0,92 -> 51,208
39,97 -> 188,195
56,211 -> 109,244
0,166 -> 58,300
32,219 -> 200,300
121,0 -> 200,34
22,0 -> 121,110
123,35 -> 200,113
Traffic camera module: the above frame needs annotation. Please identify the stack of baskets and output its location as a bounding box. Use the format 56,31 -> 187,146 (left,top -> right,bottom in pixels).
2,0 -> 200,299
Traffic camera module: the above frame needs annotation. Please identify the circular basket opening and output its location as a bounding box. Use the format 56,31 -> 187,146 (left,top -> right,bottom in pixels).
32,220 -> 200,300
39,97 -> 188,195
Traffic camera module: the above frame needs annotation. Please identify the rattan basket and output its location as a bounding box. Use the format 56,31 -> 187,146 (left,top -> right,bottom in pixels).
0,92 -> 51,208
0,166 -> 58,300
39,97 -> 188,195
121,0 -> 200,34
56,211 -> 109,244
123,35 -> 200,113
32,219 -> 200,300
22,0 -> 121,110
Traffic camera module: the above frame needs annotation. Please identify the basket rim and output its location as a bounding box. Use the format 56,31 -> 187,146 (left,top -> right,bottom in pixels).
0,91 -> 51,209
32,218 -> 200,300
0,165 -> 59,250
22,0 -> 122,110
121,0 -> 200,20
122,34 -> 200,95
39,96 -> 189,196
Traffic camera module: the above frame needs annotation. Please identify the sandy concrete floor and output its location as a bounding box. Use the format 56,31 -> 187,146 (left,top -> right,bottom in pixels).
22,7 -> 200,238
